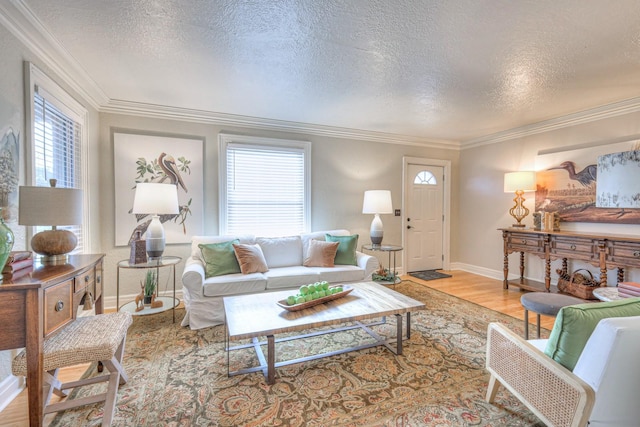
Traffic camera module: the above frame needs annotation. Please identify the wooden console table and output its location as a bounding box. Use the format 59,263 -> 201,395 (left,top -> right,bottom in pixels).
0,254 -> 104,426
500,228 -> 640,292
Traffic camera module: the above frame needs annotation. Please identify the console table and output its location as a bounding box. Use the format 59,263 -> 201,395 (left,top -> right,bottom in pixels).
0,254 -> 104,427
500,228 -> 640,292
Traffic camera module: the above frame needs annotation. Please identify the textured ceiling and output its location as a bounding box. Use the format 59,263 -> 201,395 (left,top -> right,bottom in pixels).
17,0 -> 640,144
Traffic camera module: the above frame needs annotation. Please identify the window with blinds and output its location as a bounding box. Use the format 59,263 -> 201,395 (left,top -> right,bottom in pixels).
32,88 -> 84,252
220,135 -> 310,236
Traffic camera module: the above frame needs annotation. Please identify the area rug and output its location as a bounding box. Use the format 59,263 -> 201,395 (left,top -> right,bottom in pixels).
408,270 -> 452,281
50,281 -> 547,426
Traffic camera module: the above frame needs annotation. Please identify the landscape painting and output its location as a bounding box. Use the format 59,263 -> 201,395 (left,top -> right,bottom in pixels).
535,141 -> 640,224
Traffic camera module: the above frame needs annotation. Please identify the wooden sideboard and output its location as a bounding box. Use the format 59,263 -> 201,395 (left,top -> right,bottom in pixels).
0,254 -> 104,427
500,228 -> 640,292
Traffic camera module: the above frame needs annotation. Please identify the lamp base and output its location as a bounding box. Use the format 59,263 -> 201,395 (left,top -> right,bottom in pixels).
31,229 -> 77,264
145,215 -> 166,260
370,213 -> 384,246
511,223 -> 526,228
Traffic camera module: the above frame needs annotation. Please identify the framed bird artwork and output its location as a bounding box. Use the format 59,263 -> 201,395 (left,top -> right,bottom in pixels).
113,132 -> 204,246
535,139 -> 640,224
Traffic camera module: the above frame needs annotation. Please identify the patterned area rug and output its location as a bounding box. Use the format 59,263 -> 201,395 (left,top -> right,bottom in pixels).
51,281 -> 547,426
408,270 -> 452,281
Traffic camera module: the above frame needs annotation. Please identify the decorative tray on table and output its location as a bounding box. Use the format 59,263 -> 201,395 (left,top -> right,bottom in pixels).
276,285 -> 353,312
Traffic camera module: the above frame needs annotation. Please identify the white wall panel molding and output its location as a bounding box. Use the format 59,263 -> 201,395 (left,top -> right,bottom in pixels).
462,96 -> 640,149
102,99 -> 460,150
0,0 -> 108,109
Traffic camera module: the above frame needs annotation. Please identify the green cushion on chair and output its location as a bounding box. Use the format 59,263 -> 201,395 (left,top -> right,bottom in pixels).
199,240 -> 241,278
544,297 -> 640,371
326,234 -> 358,265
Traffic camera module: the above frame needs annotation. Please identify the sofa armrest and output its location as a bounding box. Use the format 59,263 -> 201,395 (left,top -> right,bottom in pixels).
485,322 -> 594,427
356,251 -> 379,280
182,256 -> 205,295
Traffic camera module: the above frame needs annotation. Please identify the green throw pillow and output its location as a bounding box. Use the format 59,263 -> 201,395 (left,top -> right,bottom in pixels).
544,297 -> 640,371
199,240 -> 241,278
326,234 -> 358,265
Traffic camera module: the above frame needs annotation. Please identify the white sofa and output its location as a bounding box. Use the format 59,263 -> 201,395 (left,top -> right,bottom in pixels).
181,229 -> 378,329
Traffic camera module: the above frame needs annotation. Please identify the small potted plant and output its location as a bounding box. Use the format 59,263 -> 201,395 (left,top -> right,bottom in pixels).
143,270 -> 157,305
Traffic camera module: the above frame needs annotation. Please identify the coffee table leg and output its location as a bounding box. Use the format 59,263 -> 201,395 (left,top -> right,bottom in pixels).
407,312 -> 411,339
395,314 -> 403,355
267,335 -> 275,384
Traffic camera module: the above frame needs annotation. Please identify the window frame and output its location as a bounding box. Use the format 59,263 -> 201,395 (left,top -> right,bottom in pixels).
218,133 -> 311,235
25,62 -> 90,252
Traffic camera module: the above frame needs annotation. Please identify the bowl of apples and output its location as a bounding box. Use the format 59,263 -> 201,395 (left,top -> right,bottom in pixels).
276,281 -> 353,311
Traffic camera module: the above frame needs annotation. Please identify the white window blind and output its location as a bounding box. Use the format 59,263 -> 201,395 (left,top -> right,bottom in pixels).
222,139 -> 310,236
33,89 -> 84,252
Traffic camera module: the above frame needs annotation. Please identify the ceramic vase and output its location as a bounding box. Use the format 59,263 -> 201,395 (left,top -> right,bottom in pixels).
0,208 -> 15,271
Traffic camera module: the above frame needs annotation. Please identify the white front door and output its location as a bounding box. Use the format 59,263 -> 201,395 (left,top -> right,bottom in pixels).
405,163 -> 444,272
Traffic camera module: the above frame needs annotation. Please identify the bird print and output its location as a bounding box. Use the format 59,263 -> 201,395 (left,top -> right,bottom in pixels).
158,152 -> 188,193
548,161 -> 597,186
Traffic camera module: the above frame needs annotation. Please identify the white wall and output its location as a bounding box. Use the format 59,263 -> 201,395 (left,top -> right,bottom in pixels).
458,110 -> 640,284
98,113 -> 460,303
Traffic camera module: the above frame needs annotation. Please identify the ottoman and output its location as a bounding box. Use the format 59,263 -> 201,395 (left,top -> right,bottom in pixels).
520,292 -> 583,339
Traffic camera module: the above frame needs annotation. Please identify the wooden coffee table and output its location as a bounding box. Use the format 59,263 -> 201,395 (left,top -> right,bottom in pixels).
223,281 -> 426,384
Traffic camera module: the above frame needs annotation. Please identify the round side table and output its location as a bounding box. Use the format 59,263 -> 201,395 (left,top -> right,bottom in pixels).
592,287 -> 623,302
116,256 -> 181,323
361,244 -> 403,284
520,292 -> 583,339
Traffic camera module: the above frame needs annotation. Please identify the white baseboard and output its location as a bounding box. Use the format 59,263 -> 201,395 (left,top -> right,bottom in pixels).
0,375 -> 24,413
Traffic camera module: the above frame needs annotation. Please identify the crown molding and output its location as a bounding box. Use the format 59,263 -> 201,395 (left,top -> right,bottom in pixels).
461,97 -> 640,149
0,0 -> 109,109
102,99 -> 461,149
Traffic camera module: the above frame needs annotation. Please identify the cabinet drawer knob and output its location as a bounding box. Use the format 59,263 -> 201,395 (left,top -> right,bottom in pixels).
55,300 -> 64,312
570,244 -> 576,250
97,276 -> 101,284
634,251 -> 640,257
521,239 -> 526,244
84,275 -> 90,283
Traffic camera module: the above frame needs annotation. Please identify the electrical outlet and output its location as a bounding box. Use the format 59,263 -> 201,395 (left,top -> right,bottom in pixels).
395,209 -> 401,216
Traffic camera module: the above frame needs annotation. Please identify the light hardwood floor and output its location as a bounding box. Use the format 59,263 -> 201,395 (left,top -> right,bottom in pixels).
0,270 -> 555,426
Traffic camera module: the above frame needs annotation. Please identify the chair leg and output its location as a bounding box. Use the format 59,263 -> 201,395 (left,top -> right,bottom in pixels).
523,309 -> 529,339
486,374 -> 501,403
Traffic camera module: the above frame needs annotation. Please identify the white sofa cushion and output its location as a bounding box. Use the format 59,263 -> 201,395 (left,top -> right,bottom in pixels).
264,266 -> 320,289
202,272 -> 266,297
256,236 -> 303,268
315,265 -> 365,283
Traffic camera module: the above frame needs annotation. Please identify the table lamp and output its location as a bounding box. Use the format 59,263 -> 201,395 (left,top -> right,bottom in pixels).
362,190 -> 393,246
132,183 -> 179,260
504,171 -> 536,227
19,180 -> 83,264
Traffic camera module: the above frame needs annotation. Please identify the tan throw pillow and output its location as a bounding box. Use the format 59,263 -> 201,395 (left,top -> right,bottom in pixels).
232,243 -> 269,274
304,239 -> 339,267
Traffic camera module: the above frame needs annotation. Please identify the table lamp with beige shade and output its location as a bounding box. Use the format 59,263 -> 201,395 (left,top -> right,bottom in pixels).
132,182 -> 179,260
19,179 -> 83,264
362,190 -> 393,246
504,171 -> 536,228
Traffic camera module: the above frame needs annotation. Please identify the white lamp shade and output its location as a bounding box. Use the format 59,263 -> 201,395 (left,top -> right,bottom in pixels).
504,171 -> 536,193
132,183 -> 179,215
19,186 -> 83,226
362,190 -> 393,214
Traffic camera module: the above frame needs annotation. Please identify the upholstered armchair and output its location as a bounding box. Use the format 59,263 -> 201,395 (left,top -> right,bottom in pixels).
486,315 -> 640,427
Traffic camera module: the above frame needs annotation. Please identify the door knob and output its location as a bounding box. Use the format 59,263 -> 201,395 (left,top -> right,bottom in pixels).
407,225 -> 413,229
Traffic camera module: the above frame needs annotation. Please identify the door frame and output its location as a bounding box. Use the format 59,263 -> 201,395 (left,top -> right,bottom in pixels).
402,156 -> 452,273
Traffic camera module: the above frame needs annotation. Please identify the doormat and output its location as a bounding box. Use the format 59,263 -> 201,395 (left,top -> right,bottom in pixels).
409,270 -> 452,281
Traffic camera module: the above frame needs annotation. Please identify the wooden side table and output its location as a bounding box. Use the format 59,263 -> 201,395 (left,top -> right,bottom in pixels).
116,256 -> 181,323
362,244 -> 403,284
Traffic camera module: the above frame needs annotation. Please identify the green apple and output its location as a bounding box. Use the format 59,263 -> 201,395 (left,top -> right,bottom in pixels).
318,290 -> 326,298
305,294 -> 313,302
287,295 -> 297,305
314,283 -> 323,292
295,296 -> 305,304
311,291 -> 319,300
330,287 -> 338,294
321,281 -> 329,291
299,285 -> 309,295
335,286 -> 343,292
